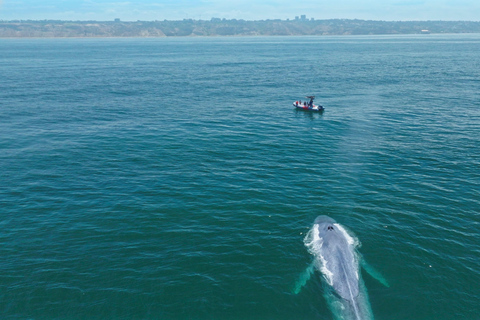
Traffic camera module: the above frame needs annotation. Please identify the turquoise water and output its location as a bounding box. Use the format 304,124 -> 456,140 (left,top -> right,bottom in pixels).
1,35 -> 479,319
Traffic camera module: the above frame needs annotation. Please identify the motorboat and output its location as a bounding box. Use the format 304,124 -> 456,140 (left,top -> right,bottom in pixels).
293,96 -> 324,112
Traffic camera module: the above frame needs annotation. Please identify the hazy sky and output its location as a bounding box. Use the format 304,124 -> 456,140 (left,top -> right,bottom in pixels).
1,0 -> 479,21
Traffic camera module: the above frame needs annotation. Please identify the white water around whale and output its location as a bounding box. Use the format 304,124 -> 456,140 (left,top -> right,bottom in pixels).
301,221 -> 373,320
304,224 -> 334,285
304,223 -> 360,285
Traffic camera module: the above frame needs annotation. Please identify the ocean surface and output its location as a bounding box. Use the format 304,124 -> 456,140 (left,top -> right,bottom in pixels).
1,35 -> 479,320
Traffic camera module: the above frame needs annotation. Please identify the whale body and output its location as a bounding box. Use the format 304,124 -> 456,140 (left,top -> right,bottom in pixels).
295,215 -> 389,320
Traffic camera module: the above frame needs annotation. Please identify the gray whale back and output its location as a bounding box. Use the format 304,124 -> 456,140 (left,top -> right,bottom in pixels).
311,215 -> 360,301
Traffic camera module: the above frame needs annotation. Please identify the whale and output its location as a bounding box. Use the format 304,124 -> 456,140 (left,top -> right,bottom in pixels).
294,215 -> 389,320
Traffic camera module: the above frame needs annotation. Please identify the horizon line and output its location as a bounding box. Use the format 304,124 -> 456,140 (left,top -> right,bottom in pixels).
2,18 -> 480,23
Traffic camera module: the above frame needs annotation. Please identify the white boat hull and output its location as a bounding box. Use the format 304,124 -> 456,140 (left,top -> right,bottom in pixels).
293,102 -> 324,112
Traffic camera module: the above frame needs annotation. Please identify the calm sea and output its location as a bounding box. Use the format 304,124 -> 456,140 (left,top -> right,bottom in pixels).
1,35 -> 479,320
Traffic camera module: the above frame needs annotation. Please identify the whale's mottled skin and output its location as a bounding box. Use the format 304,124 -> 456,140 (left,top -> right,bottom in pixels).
313,215 -> 359,302
302,215 -> 375,320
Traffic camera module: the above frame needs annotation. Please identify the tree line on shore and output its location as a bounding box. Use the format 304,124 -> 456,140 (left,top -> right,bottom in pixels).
1,19 -> 480,37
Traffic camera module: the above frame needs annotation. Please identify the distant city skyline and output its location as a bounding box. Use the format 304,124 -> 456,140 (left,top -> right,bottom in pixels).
1,0 -> 480,22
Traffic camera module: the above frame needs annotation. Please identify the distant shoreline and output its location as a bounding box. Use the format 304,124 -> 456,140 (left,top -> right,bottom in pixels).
1,19 -> 480,38
2,34 -> 480,40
